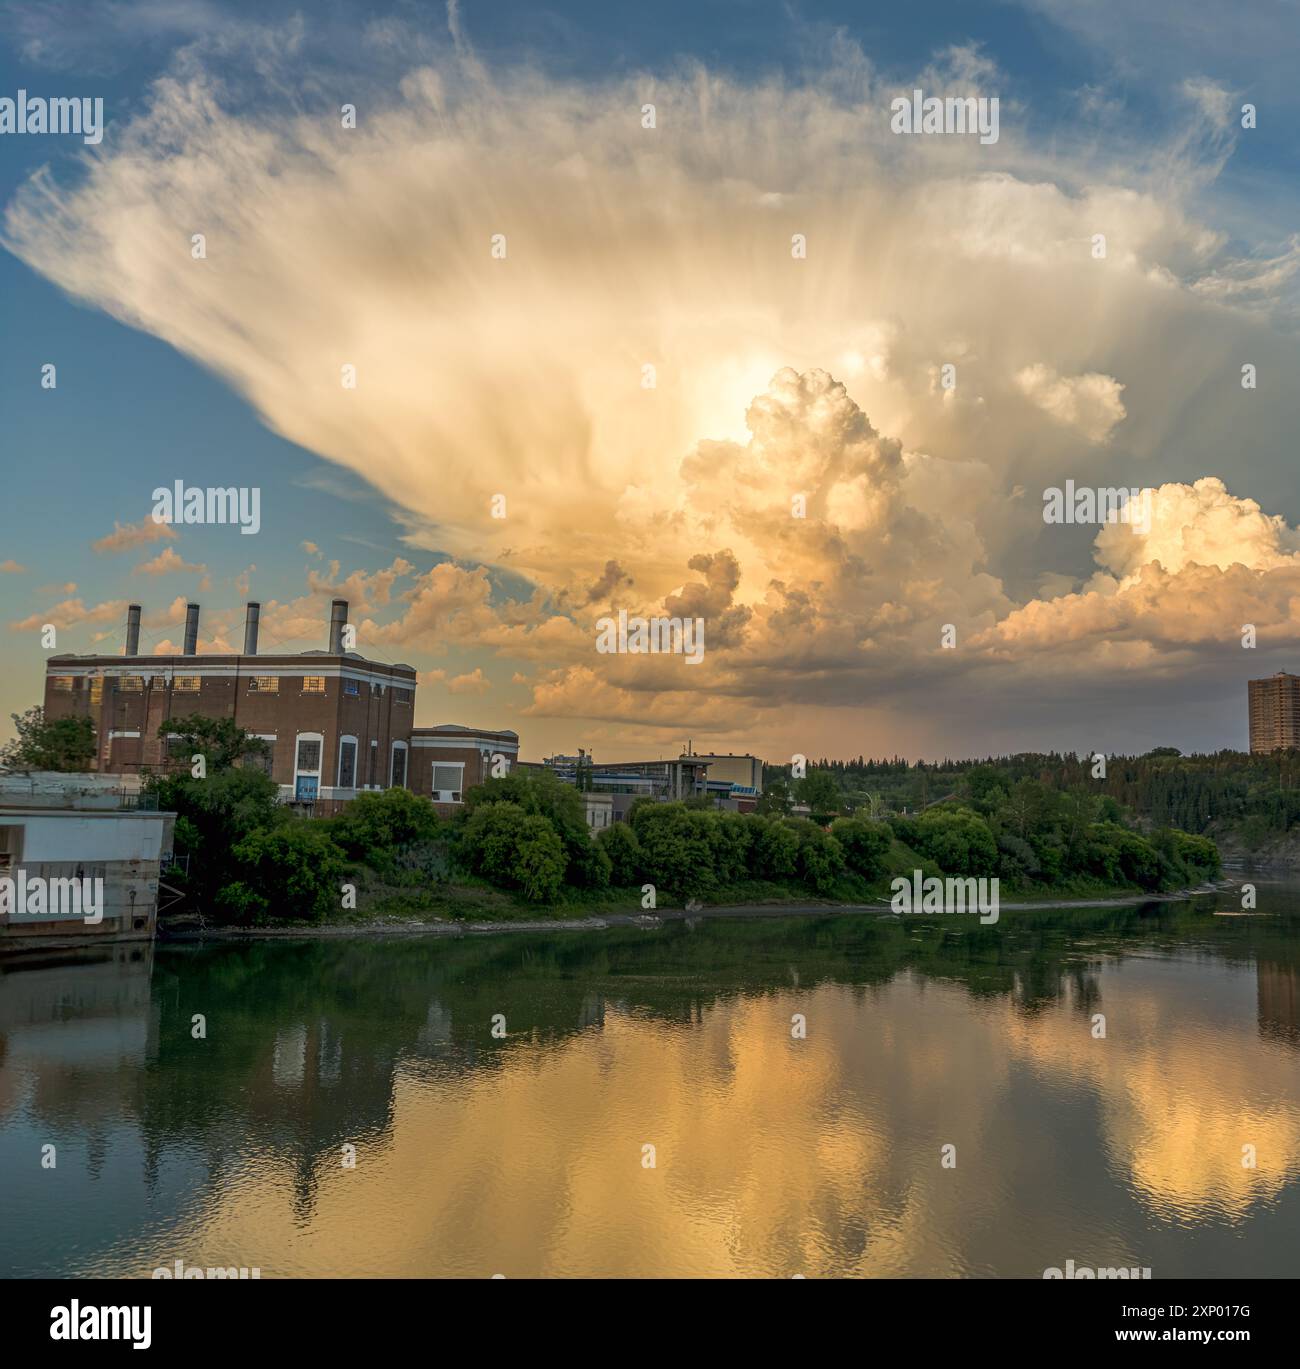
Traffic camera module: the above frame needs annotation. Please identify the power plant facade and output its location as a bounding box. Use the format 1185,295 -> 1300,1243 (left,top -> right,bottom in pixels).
41,600 -> 516,814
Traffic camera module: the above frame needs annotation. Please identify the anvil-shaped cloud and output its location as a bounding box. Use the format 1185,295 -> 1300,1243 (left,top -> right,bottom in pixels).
7,31 -> 1300,746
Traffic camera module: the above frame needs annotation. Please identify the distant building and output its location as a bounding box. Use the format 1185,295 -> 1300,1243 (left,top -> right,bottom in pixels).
680,748 -> 764,794
41,600 -> 517,815
1248,672 -> 1300,753
0,772 -> 176,950
582,792 -> 614,832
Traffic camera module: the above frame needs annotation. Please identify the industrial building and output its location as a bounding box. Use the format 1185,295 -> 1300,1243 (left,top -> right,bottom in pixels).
409,724 -> 521,814
0,773 -> 176,950
41,600 -> 515,815
1248,672 -> 1300,753
536,747 -> 762,822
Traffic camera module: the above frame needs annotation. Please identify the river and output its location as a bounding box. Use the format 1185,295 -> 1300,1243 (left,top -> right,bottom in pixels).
2,880 -> 1299,1278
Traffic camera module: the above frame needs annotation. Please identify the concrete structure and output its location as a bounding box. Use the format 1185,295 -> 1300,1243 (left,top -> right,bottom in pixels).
1248,672 -> 1300,753
582,792 -> 614,832
537,751 -> 713,821
680,749 -> 763,793
0,773 -> 176,950
43,600 -> 419,814
408,725 -> 519,815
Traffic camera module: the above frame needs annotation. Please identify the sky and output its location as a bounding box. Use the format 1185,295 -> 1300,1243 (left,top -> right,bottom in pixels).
2,0 -> 1299,764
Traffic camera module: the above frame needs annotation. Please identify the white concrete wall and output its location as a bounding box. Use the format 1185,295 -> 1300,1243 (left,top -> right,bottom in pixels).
3,812 -> 167,862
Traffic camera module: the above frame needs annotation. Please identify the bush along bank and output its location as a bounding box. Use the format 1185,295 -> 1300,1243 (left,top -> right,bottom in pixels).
149,757 -> 1221,928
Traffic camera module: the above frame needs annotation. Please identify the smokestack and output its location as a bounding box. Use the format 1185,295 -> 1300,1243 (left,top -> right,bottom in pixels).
125,604 -> 141,656
183,603 -> 200,656
243,602 -> 260,656
328,599 -> 348,655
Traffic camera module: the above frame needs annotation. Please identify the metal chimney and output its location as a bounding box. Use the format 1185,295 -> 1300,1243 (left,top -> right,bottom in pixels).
183,603 -> 200,656
125,604 -> 141,656
328,599 -> 348,654
243,602 -> 260,656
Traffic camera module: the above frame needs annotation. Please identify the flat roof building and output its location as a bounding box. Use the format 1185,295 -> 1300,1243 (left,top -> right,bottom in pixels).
0,772 -> 176,950
41,601 -> 517,815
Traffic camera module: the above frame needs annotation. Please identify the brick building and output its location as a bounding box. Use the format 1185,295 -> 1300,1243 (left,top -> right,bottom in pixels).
1248,672 -> 1300,754
41,600 -> 514,815
409,724 -> 520,816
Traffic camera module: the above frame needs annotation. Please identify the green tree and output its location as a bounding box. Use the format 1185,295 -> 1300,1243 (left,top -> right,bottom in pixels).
331,787 -> 442,870
0,706 -> 96,773
756,777 -> 793,817
795,769 -> 841,819
597,822 -> 643,885
158,714 -> 270,771
218,821 -> 348,924
146,767 -> 284,914
830,817 -> 893,880
463,770 -> 608,886
749,815 -> 799,880
460,800 -> 567,902
629,801 -> 718,900
783,817 -> 845,893
914,807 -> 999,877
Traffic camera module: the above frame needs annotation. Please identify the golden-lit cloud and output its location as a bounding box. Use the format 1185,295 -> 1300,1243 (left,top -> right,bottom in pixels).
92,518 -> 177,553
7,36 -> 1300,746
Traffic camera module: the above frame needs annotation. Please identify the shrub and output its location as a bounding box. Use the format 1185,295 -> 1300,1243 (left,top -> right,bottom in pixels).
749,815 -> 799,880
332,787 -> 441,869
597,822 -> 643,885
459,801 -> 567,902
783,818 -> 845,893
913,807 -> 998,877
629,802 -> 718,900
830,817 -> 893,880
218,821 -> 348,924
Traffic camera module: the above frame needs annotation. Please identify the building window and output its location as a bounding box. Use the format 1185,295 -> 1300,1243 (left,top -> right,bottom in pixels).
431,763 -> 463,802
117,676 -> 144,692
249,676 -> 280,693
173,676 -> 200,693
243,748 -> 276,777
390,742 -> 408,789
338,737 -> 358,788
343,679 -> 360,697
297,739 -> 322,772
302,677 -> 326,694
88,676 -> 103,705
394,687 -> 411,704
369,740 -> 378,787
0,824 -> 21,875
50,676 -> 75,691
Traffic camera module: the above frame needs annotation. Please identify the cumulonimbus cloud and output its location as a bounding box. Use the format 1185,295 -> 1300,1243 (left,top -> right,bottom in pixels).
6,30 -> 1300,745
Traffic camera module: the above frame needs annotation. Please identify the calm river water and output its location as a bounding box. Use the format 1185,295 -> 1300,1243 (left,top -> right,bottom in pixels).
3,882 -> 1299,1278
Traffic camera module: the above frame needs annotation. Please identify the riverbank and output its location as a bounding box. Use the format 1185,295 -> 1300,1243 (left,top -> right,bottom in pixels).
157,878 -> 1237,942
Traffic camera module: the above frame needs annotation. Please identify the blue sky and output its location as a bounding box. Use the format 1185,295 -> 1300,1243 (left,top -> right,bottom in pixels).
3,1 -> 1299,760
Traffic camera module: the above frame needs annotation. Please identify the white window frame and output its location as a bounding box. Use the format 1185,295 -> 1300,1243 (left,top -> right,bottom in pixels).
295,732 -> 324,781
389,739 -> 409,789
431,761 -> 464,803
337,734 -> 359,790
